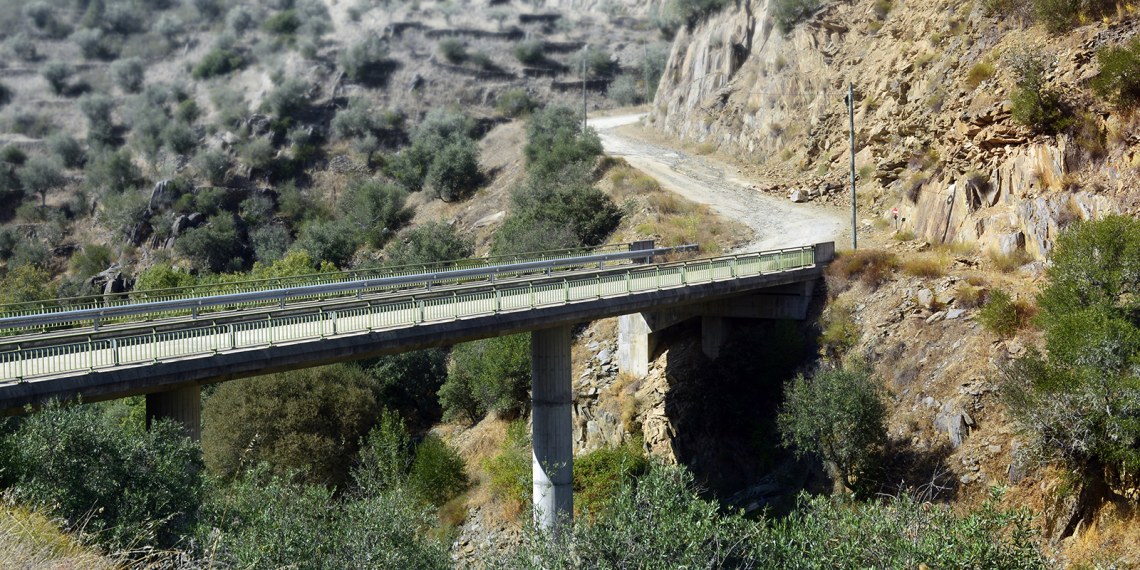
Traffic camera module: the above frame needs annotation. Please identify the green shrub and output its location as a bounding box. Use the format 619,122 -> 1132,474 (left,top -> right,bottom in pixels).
440,334 -> 531,422
1092,37 -> 1140,108
70,27 -> 107,59
263,77 -> 310,117
522,105 -> 603,180
425,135 -> 480,201
493,164 -> 621,256
331,97 -> 381,139
340,37 -> 388,81
1,145 -> 26,166
778,365 -> 888,491
439,38 -> 466,63
573,443 -> 650,519
85,149 -> 139,195
39,61 -> 73,95
509,465 -> 755,568
0,401 -> 204,551
292,219 -> 358,267
23,2 -> 53,29
977,289 -> 1033,336
1006,46 -> 1068,133
8,239 -> 50,269
191,48 -> 243,80
110,57 -> 145,93
408,436 -> 469,507
46,133 -> 85,168
18,156 -> 64,207
152,14 -> 184,48
0,82 -> 11,108
6,33 -> 37,61
175,214 -> 244,272
262,9 -> 299,34
497,89 -> 537,118
161,121 -> 196,155
249,224 -> 291,263
513,39 -> 545,64
103,2 -> 141,34
339,178 -> 413,248
201,363 -> 382,487
210,86 -> 249,128
568,46 -> 615,76
664,0 -> 731,26
481,419 -> 531,508
193,149 -> 231,186
69,244 -> 113,277
78,93 -> 116,148
226,4 -> 256,34
607,74 -> 642,107
382,220 -> 473,267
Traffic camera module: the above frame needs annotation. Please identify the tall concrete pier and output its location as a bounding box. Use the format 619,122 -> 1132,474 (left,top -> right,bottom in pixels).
531,326 -> 573,529
145,385 -> 201,441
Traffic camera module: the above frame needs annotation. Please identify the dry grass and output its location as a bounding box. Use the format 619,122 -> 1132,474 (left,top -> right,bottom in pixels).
605,164 -> 746,255
954,282 -> 986,308
902,255 -> 945,278
695,142 -> 716,155
988,248 -> 1034,272
0,498 -> 116,570
827,249 -> 898,293
934,239 -> 976,256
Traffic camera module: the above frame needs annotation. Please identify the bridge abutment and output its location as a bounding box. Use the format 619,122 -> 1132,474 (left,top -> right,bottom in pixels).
531,325 -> 573,530
701,316 -> 731,360
145,385 -> 201,441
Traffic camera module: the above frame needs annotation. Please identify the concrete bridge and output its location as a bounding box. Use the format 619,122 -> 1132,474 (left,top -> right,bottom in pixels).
0,241 -> 833,528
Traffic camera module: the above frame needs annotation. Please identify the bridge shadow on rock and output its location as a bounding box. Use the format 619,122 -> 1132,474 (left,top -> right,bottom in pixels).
658,318 -> 816,504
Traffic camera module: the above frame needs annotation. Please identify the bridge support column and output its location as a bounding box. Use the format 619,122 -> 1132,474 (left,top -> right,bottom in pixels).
531,325 -> 573,530
618,313 -> 657,377
146,385 -> 201,442
701,316 -> 731,360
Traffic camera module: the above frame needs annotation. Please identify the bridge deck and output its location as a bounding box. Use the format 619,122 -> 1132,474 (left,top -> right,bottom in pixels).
0,244 -> 830,414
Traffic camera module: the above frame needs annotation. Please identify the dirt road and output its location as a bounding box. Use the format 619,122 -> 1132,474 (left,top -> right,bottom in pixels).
589,114 -> 849,253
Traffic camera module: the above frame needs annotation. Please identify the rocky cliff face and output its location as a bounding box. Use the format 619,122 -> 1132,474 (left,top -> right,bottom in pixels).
649,0 -> 1140,259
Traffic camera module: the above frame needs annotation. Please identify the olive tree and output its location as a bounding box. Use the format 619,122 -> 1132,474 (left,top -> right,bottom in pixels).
39,61 -> 73,95
18,156 -> 65,207
778,365 -> 889,491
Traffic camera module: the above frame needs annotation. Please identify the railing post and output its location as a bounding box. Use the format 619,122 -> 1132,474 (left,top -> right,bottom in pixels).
229,324 -> 235,349
681,264 -> 686,285
564,279 -> 569,304
495,288 -> 501,313
656,268 -> 660,291
87,336 -> 93,371
111,338 -> 119,366
418,299 -> 425,323
152,328 -> 158,363
454,293 -> 458,320
268,316 -> 273,346
17,344 -> 23,380
732,257 -> 738,278
331,311 -> 337,335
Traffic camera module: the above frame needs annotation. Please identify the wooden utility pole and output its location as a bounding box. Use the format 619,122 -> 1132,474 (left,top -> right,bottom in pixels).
848,81 -> 857,251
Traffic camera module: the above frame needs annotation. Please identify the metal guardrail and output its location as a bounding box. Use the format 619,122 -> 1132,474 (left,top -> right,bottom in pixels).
0,242 -> 637,321
0,245 -> 817,382
0,244 -> 676,334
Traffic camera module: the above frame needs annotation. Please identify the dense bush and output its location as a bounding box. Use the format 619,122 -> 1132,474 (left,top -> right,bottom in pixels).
263,77 -> 310,117
0,401 -> 204,551
292,219 -> 357,267
497,89 -> 537,118
175,214 -> 244,272
85,149 -> 140,195
6,33 -> 37,61
339,179 -> 413,248
439,38 -> 466,63
250,223 -> 292,263
22,1 -> 53,29
607,75 -> 642,107
18,156 -> 65,207
382,220 -> 473,267
211,86 -> 250,128
226,4 -> 257,34
152,14 -> 184,49
640,43 -> 670,101
1092,37 -> 1140,108
103,1 -> 142,33
8,239 -> 51,269
69,243 -> 113,277
573,443 -> 650,519
1,145 -> 26,166
240,137 -> 275,171
191,48 -> 244,80
202,364 -> 383,488
331,97 -> 381,139
778,365 -> 888,491
522,105 -> 603,180
359,348 -> 450,425
513,39 -> 545,64
0,264 -> 53,303
46,132 -> 85,168
39,61 -> 73,95
663,0 -> 731,27
70,27 -> 107,59
161,121 -> 196,155
977,289 -> 1033,336
439,334 -> 531,422
110,57 -> 145,93
481,419 -> 531,507
340,37 -> 388,80
493,164 -> 621,255
508,465 -> 754,568
1006,47 -> 1068,133
999,215 -> 1140,485
99,188 -> 149,243
567,46 -> 615,76
0,82 -> 11,108
194,148 -> 231,185
78,93 -> 116,148
408,436 -> 469,507
774,0 -> 821,33
425,135 -> 480,201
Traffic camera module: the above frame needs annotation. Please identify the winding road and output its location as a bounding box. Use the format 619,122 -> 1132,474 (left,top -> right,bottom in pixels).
589,114 -> 849,253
